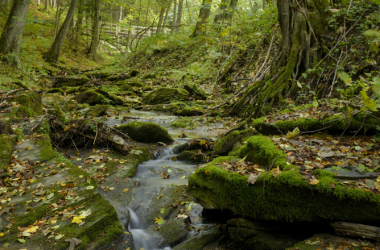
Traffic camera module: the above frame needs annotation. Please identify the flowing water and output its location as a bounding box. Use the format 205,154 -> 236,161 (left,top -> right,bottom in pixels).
103,110 -> 225,249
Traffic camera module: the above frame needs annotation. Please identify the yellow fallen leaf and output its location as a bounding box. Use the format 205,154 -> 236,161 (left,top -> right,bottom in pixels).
72,216 -> 85,224
0,232 -> 4,237
157,193 -> 163,200
123,189 -> 129,193
309,179 -> 320,185
61,182 -> 66,187
25,225 -> 39,233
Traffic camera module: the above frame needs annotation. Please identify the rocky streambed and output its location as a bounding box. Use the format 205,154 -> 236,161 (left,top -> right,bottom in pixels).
1,72 -> 380,250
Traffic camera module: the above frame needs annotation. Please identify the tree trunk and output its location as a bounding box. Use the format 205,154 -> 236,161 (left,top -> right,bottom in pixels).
175,0 -> 183,31
214,0 -> 228,23
191,0 -> 212,37
45,0 -> 79,63
162,0 -> 172,33
44,0 -> 48,10
0,0 -> 31,68
171,0 -> 177,32
263,0 -> 266,8
76,0 -> 83,47
225,0 -> 238,21
156,6 -> 165,33
88,0 -> 101,59
228,0 -> 330,117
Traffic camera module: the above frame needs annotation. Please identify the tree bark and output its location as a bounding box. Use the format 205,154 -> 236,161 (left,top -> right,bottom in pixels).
0,0 -> 31,68
162,0 -> 172,33
76,0 -> 83,47
214,0 -> 228,23
175,0 -> 183,31
45,0 -> 78,63
225,0 -> 238,22
191,0 -> 212,37
171,0 -> 177,32
88,0 -> 101,59
156,6 -> 165,33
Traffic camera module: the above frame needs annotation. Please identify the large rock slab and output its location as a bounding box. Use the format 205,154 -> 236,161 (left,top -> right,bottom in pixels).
115,121 -> 174,144
142,87 -> 189,105
188,135 -> 380,223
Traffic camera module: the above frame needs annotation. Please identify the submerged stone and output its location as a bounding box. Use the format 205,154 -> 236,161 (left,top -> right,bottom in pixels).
142,88 -> 189,105
115,122 -> 174,144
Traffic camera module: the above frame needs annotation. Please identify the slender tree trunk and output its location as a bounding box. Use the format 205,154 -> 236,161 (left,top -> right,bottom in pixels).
45,0 -> 79,63
175,0 -> 183,31
76,0 -> 83,47
162,0 -> 172,33
156,6 -> 165,33
191,0 -> 212,37
214,0 -> 228,23
88,0 -> 101,59
0,0 -> 31,68
44,0 -> 48,10
171,0 -> 177,32
225,0 -> 238,21
263,0 -> 266,8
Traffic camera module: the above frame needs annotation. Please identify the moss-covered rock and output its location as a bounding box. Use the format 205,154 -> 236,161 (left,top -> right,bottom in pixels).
7,92 -> 43,117
0,134 -> 15,171
53,75 -> 90,87
176,150 -> 206,163
142,88 -> 189,105
75,90 -> 108,105
142,73 -> 156,79
141,102 -> 186,113
158,219 -> 188,247
252,112 -> 378,135
184,83 -> 207,100
115,122 -> 174,144
46,88 -> 66,94
213,128 -> 258,156
172,226 -> 221,250
86,105 -> 109,117
174,107 -> 204,116
64,99 -> 79,112
188,135 -> 380,223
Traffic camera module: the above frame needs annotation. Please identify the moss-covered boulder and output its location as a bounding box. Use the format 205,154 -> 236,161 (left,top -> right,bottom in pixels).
213,128 -> 258,156
157,219 -> 188,247
115,122 -> 174,144
174,107 -> 204,116
75,90 -> 123,106
0,134 -> 15,171
172,226 -> 221,250
86,105 -> 109,117
7,92 -> 43,117
188,135 -> 380,223
46,88 -> 66,94
176,150 -> 206,163
53,75 -> 90,87
184,83 -> 207,100
142,88 -> 189,105
64,99 -> 79,112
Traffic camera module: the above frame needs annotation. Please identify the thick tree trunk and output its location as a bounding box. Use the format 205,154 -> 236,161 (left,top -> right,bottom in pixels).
175,0 -> 183,31
0,0 -> 31,68
228,0 -> 330,117
88,0 -> 101,59
45,0 -> 78,63
76,0 -> 83,47
191,0 -> 212,37
156,6 -> 165,33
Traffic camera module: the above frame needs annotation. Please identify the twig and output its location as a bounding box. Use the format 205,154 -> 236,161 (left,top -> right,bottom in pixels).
349,112 -> 368,140
31,115 -> 46,132
328,49 -> 344,97
71,137 -> 79,153
93,122 -> 98,145
0,89 -> 24,102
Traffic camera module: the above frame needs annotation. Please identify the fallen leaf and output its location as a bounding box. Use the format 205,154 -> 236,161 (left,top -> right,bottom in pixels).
154,217 -> 164,225
72,216 -> 85,224
247,173 -> 262,185
65,237 -> 82,250
25,226 -> 39,233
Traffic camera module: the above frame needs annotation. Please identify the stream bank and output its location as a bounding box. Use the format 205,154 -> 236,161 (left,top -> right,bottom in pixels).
1,71 -> 380,249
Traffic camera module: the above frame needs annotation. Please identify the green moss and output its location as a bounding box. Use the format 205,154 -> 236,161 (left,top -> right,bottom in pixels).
75,90 -> 109,105
36,138 -> 56,162
159,219 -> 188,246
176,150 -> 205,163
125,146 -> 151,177
86,105 -> 109,117
174,107 -> 204,116
0,134 -> 15,170
183,84 -> 207,100
116,122 -> 174,144
142,87 -> 189,105
8,92 -> 43,117
46,88 -> 65,94
213,128 -> 258,156
188,135 -> 380,223
142,102 -> 186,113
64,99 -> 79,111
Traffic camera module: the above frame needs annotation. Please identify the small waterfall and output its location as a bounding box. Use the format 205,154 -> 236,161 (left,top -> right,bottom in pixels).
128,208 -> 160,250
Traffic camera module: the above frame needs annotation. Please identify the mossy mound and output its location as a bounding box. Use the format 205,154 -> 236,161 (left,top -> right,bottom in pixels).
174,107 -> 204,116
188,135 -> 380,223
252,111 -> 378,135
115,122 -> 174,144
184,83 -> 207,100
53,75 -> 90,87
75,90 -> 123,106
86,105 -> 109,117
176,150 -> 206,163
0,134 -> 16,171
7,92 -> 43,117
64,99 -> 79,112
213,128 -> 258,156
141,102 -> 186,113
158,219 -> 188,247
142,88 -> 189,105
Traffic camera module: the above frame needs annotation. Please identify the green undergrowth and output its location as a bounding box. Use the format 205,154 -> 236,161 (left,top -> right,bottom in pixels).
188,135 -> 380,222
